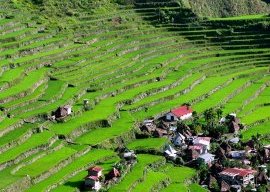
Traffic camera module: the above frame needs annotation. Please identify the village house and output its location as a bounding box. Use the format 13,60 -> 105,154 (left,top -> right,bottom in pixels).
165,105 -> 193,121
168,122 -> 177,132
88,166 -> 103,178
221,180 -> 231,192
242,159 -> 251,165
228,137 -> 240,144
140,122 -> 156,133
219,168 -> 257,186
197,153 -> 215,166
106,168 -> 121,181
172,132 -> 186,146
188,148 -> 200,160
220,142 -> 232,154
228,150 -> 246,159
164,145 -> 178,160
182,130 -> 193,140
220,113 -> 242,133
143,119 -> 154,126
85,175 -> 101,191
232,185 -> 242,192
229,121 -> 240,133
153,128 -> 168,138
215,147 -> 226,160
228,114 -> 241,133
193,137 -> 211,150
261,145 -> 270,163
186,137 -> 211,161
85,166 -> 103,191
54,105 -> 72,118
189,144 -> 207,155
123,149 -> 137,160
256,170 -> 269,185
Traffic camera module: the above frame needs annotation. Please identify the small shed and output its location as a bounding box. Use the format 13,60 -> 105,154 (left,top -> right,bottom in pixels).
123,150 -> 137,160
55,105 -> 72,118
106,168 -> 121,180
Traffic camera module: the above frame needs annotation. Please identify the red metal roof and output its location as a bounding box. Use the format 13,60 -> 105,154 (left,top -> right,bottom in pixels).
171,105 -> 193,117
88,166 -> 102,172
220,168 -> 257,177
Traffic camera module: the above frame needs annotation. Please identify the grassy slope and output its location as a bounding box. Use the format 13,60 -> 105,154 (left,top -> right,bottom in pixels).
184,0 -> 270,18
0,0 -> 270,191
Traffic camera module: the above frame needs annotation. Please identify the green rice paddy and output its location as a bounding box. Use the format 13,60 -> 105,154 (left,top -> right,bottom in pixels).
0,1 -> 269,191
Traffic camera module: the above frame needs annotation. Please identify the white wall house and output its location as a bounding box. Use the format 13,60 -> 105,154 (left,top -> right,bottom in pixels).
193,137 -> 211,150
166,105 -> 193,121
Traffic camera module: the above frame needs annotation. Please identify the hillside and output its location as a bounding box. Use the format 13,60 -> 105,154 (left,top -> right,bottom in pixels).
184,0 -> 270,18
0,0 -> 270,191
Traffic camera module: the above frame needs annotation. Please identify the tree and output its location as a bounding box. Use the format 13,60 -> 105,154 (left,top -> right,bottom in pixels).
210,179 -> 220,192
192,111 -> 199,126
176,121 -> 188,132
193,125 -> 202,135
198,163 -> 209,182
31,0 -> 43,5
216,107 -> 223,119
203,108 -> 216,127
209,124 -> 229,138
175,157 -> 184,165
257,185 -> 267,192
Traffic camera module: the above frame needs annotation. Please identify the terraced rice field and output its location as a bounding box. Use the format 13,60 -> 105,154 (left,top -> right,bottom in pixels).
0,0 -> 270,191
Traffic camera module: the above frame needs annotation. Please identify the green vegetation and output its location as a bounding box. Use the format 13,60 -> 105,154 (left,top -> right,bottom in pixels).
127,137 -> 168,151
189,183 -> 208,192
0,131 -> 54,164
50,156 -> 121,192
185,0 -> 270,18
109,154 -> 165,192
242,121 -> 270,141
161,165 -> 196,192
0,0 -> 269,191
76,111 -> 134,145
16,146 -> 77,177
26,149 -> 116,192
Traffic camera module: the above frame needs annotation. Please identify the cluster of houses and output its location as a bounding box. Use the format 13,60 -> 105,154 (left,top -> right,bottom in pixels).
50,103 -> 269,191
141,105 -> 216,165
84,166 -> 121,191
141,105 -> 193,137
84,149 -> 137,191
140,105 -> 270,191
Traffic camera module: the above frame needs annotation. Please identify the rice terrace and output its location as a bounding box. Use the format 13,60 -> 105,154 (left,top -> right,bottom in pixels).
0,0 -> 270,191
